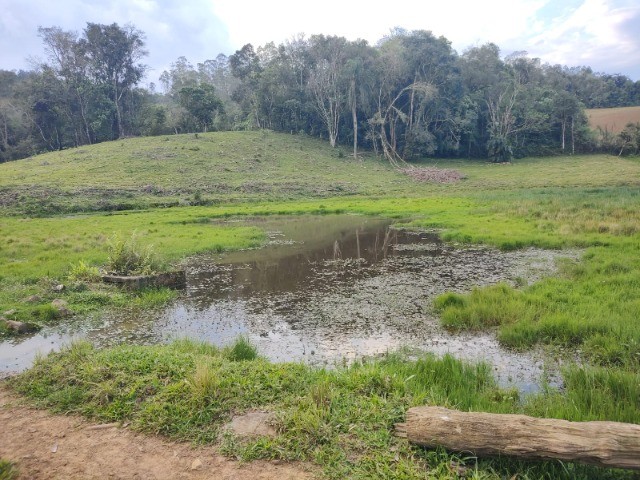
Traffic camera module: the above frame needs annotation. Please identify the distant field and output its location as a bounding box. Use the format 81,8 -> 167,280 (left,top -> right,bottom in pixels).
586,105 -> 640,133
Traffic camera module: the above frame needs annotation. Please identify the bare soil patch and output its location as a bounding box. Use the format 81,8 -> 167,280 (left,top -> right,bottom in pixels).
400,167 -> 465,183
0,384 -> 312,480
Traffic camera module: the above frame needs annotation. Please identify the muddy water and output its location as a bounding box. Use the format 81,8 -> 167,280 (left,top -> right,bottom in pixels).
2,215 -> 576,391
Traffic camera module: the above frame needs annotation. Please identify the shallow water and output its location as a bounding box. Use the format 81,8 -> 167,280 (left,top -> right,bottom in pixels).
1,215 -> 575,391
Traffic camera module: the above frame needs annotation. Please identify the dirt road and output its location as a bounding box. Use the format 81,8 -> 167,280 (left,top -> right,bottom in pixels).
0,385 -> 312,480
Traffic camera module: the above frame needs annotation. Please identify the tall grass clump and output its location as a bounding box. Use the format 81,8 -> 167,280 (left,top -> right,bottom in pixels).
106,233 -> 162,275
224,336 -> 258,361
435,283 -> 529,330
67,260 -> 101,282
0,459 -> 18,480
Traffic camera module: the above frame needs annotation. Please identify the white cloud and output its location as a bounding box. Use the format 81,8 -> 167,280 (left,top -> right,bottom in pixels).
525,0 -> 640,74
212,0 -> 549,51
1,0 -> 639,80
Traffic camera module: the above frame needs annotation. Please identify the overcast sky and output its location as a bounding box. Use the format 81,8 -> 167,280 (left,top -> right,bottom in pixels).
1,0 -> 639,86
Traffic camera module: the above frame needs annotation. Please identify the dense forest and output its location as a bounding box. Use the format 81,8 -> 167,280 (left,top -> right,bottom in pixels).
1,23 -> 639,163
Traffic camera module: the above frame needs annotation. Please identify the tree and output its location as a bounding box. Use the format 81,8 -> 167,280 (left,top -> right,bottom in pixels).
178,84 -> 224,132
553,90 -> 582,154
229,44 -> 263,128
82,23 -> 147,138
37,26 -> 94,144
307,35 -> 350,148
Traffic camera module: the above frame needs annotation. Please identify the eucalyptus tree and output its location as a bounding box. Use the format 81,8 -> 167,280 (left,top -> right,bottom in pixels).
159,56 -> 199,96
197,54 -> 238,104
0,70 -> 31,161
37,26 -> 94,144
306,35 -> 350,147
370,30 -> 460,164
229,44 -> 263,128
81,23 -> 147,138
343,39 -> 378,158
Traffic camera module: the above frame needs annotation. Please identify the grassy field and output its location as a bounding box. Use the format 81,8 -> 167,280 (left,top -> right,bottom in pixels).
586,106 -> 640,134
1,131 -> 637,215
10,340 -> 638,479
2,131 -> 640,478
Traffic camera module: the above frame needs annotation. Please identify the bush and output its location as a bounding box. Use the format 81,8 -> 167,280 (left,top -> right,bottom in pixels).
106,233 -> 162,276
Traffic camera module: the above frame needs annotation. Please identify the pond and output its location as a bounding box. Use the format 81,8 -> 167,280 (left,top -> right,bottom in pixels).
1,215 -> 576,392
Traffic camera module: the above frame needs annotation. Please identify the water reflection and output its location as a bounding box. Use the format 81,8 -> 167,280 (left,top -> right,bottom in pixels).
1,215 -> 570,391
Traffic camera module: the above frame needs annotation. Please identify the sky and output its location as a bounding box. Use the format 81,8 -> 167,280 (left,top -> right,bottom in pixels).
1,0 -> 639,86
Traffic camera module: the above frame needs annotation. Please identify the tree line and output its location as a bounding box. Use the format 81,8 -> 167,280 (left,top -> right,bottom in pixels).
1,23 -> 639,163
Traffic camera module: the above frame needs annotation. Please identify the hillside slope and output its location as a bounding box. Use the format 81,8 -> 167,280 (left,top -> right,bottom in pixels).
1,130 -> 639,215
0,131 -> 408,214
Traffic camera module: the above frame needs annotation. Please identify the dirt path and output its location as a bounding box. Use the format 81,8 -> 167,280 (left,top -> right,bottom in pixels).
0,385 -> 313,480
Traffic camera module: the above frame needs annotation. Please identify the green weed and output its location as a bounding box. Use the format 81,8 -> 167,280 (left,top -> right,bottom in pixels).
0,459 -> 18,480
68,260 -> 101,282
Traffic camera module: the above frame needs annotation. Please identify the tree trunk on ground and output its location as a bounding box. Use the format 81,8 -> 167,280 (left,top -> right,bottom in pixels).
395,406 -> 640,471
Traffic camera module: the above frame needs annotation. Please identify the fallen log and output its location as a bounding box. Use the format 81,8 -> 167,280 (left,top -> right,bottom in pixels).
395,406 -> 640,470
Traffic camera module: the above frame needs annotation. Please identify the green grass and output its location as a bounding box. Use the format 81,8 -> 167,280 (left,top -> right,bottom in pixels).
0,131 -> 638,216
0,460 -> 17,480
9,340 -> 638,479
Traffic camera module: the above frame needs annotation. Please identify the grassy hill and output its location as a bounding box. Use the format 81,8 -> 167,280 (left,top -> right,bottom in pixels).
1,130 -> 638,215
586,105 -> 640,134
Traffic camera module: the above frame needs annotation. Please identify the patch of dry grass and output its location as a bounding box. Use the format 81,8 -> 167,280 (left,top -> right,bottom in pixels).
586,106 -> 640,134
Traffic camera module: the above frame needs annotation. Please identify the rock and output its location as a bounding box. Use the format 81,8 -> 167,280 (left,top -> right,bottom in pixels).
2,309 -> 17,317
24,295 -> 42,303
52,284 -> 65,292
190,458 -> 203,470
3,319 -> 41,334
51,299 -> 71,317
226,411 -> 276,438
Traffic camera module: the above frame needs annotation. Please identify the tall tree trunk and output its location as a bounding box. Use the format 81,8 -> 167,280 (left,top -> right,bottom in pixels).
571,116 -> 575,155
350,77 -> 358,158
114,77 -> 124,138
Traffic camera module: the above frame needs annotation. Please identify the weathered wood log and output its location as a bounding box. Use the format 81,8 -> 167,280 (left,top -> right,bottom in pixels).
395,406 -> 640,470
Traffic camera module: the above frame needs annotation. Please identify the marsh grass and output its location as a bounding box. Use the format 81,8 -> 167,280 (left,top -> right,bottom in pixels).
106,233 -> 162,275
224,336 -> 258,361
10,340 -> 638,479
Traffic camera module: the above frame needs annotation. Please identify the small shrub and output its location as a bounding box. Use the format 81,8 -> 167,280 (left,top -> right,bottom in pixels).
106,233 -> 162,276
